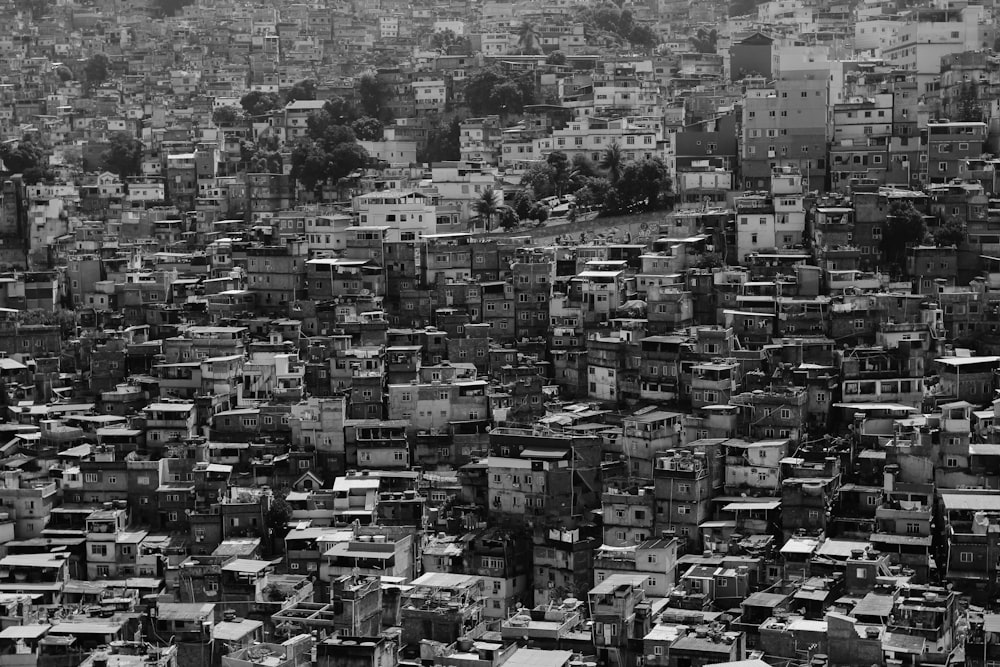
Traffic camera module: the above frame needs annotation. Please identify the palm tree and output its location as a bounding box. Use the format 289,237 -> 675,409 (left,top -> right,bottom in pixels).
473,187 -> 500,231
600,142 -> 625,184
517,21 -> 540,55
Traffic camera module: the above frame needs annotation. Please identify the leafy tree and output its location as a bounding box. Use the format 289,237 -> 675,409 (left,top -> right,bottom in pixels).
615,157 -> 672,210
351,117 -> 384,141
528,202 -> 550,225
473,187 -> 501,231
517,21 -> 541,54
320,96 -> 359,125
571,153 -> 598,180
289,141 -> 329,193
573,176 -> 611,209
464,67 -> 536,116
266,494 -> 293,547
546,51 -> 567,66
546,151 -> 572,196
881,201 -> 928,273
289,120 -> 368,199
464,69 -> 506,116
689,28 -> 717,54
211,106 -> 243,126
101,133 -> 143,181
491,81 -> 527,117
15,0 -> 54,19
55,65 -> 74,82
599,142 -> 625,184
358,75 -> 390,122
957,82 -> 983,123
695,252 -> 726,269
934,214 -> 968,247
521,162 -> 556,199
628,25 -> 658,50
308,119 -> 356,153
0,139 -> 45,175
84,53 -> 109,91
497,206 -> 520,231
240,91 -> 283,119
419,118 -> 461,163
286,79 -> 317,103
247,149 -> 283,173
432,28 -> 470,53
512,190 -> 534,220
151,0 -> 194,16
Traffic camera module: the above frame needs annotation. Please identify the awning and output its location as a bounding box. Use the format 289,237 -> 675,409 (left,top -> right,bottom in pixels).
722,501 -> 780,512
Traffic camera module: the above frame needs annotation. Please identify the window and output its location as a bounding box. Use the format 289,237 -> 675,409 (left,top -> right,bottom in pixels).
808,510 -> 820,520
647,576 -> 657,586
960,552 -> 973,563
85,473 -> 98,483
906,522 -> 921,534
91,544 -> 108,556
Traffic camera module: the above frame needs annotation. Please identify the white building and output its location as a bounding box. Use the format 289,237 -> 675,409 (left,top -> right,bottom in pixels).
352,190 -> 437,241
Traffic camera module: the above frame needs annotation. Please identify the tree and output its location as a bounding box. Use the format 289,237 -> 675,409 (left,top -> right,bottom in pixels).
571,153 -> 598,180
419,118 -> 461,163
322,96 -> 359,125
289,141 -> 329,193
351,117 -> 384,141
513,190 -> 535,220
84,53 -> 109,90
546,151 -> 572,196
934,214 -> 968,247
628,25 -> 658,51
240,91 -> 283,119
528,202 -> 549,225
0,139 -> 45,175
464,69 -> 506,116
881,201 -> 928,273
101,133 -> 143,180
546,51 -> 567,66
357,75 -> 390,121
211,106 -> 243,126
695,252 -> 725,269
432,28 -> 463,52
689,28 -> 717,54
517,21 -> 541,54
266,494 -> 293,548
497,206 -> 520,231
289,124 -> 368,199
306,112 -> 359,155
326,142 -> 368,183
473,187 -> 501,231
286,79 -> 316,103
151,0 -> 194,16
957,81 -> 983,123
599,142 -> 625,184
616,157 -> 672,211
521,163 -> 556,199
491,81 -> 527,117
55,65 -> 74,82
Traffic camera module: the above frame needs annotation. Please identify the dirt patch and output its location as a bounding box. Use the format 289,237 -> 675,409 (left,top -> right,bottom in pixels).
473,210 -> 671,245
